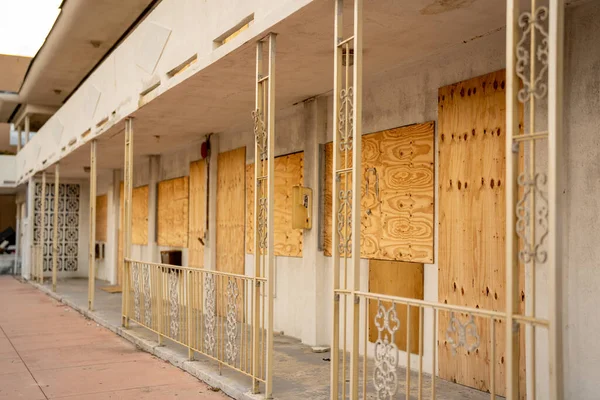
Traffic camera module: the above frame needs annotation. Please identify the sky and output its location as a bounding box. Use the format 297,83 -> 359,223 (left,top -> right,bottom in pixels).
0,0 -> 62,57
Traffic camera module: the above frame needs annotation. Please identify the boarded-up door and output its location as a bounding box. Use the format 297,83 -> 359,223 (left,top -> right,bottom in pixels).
189,160 -> 207,268
216,147 -> 246,275
438,70 -> 524,395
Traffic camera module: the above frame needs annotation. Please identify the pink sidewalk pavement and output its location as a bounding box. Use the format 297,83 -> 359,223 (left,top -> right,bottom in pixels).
0,276 -> 229,399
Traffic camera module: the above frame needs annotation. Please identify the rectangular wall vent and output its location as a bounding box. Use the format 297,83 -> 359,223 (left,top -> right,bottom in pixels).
213,14 -> 254,48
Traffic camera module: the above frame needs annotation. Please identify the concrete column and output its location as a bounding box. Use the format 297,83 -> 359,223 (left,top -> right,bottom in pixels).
23,178 -> 35,279
204,134 -> 219,271
24,115 -> 30,145
107,169 -> 121,285
301,96 -> 329,347
17,125 -> 22,153
148,155 -> 160,263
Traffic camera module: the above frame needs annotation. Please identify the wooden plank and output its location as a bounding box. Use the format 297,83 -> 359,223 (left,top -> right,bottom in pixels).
368,260 -> 423,354
246,152 -> 304,257
132,186 -> 149,245
323,122 -> 435,263
157,177 -> 189,248
189,159 -> 207,268
95,195 -> 108,242
0,195 -> 16,232
216,147 -> 245,275
438,70 -> 525,396
118,182 -> 124,285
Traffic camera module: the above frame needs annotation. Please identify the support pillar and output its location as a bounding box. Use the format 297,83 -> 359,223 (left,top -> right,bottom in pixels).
14,201 -> 20,275
17,126 -> 22,153
24,115 -> 30,145
88,141 -> 97,310
122,118 -> 134,327
39,172 -> 46,284
52,164 -> 59,292
252,33 -> 276,398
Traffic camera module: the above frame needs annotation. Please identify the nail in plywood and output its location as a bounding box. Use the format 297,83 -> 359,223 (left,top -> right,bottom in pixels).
368,260 -> 423,354
246,152 -> 304,258
438,70 -> 524,396
216,147 -> 245,275
323,122 -> 435,263
132,186 -> 149,245
95,195 -> 108,242
157,177 -> 189,248
188,160 -> 207,268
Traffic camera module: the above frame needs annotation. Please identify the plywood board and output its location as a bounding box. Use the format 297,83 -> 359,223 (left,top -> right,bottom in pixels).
323,122 -> 435,263
118,182 -> 124,285
157,177 -> 189,248
95,195 -> 108,242
216,147 -> 245,275
132,186 -> 149,245
438,70 -> 525,396
368,260 -> 423,354
246,152 -> 304,257
189,159 -> 207,268
0,195 -> 16,232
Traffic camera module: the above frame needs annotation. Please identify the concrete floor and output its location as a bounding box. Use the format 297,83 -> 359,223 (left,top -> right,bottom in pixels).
32,277 -> 495,400
0,276 -> 228,399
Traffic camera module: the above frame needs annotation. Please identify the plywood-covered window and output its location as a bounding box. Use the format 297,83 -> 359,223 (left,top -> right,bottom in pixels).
323,122 -> 435,264
157,177 -> 189,247
245,151 -> 304,257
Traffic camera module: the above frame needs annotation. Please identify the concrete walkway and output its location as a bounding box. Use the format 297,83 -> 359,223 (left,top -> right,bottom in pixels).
0,276 -> 229,400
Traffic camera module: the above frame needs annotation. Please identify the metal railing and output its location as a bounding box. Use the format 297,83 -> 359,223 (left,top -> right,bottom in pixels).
333,289 -> 550,399
123,259 -> 268,387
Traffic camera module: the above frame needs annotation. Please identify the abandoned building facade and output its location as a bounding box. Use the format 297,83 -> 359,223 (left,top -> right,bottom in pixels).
0,0 -> 598,399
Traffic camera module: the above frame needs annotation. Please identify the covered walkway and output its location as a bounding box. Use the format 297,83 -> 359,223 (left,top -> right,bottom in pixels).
0,276 -> 228,400
29,277 -> 491,400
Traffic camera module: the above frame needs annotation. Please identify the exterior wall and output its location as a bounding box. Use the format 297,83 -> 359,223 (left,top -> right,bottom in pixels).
562,2 -> 600,399
0,155 -> 15,187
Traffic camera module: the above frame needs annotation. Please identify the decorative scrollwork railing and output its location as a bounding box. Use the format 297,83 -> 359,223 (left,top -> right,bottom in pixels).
124,259 -> 267,384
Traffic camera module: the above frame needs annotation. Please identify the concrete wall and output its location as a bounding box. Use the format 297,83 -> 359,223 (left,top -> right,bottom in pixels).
562,2 -> 600,399
0,155 -> 16,187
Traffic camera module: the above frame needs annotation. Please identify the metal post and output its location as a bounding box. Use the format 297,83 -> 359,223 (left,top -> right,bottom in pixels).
40,172 -> 46,284
331,2 -> 343,398
52,164 -> 59,292
252,33 -> 276,398
548,0 -> 565,398
349,2 -> 363,398
88,141 -> 97,310
252,39 -> 263,395
14,202 -> 20,275
506,0 -> 521,398
122,118 -> 134,327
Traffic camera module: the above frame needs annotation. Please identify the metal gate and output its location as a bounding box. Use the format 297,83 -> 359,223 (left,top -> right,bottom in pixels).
330,0 -> 564,399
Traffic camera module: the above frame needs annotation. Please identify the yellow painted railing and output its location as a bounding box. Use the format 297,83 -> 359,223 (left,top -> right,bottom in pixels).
123,259 -> 268,387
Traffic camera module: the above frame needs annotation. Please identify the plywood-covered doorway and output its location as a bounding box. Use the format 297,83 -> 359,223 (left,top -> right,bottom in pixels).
216,147 -> 246,275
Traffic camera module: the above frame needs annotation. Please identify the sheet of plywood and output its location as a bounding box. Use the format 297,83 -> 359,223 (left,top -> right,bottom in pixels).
157,177 -> 189,248
96,195 -> 108,242
438,70 -> 525,396
118,183 -> 124,286
246,152 -> 304,257
216,147 -> 245,275
189,160 -> 207,268
323,122 -> 435,263
368,260 -> 423,354
132,186 -> 149,245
